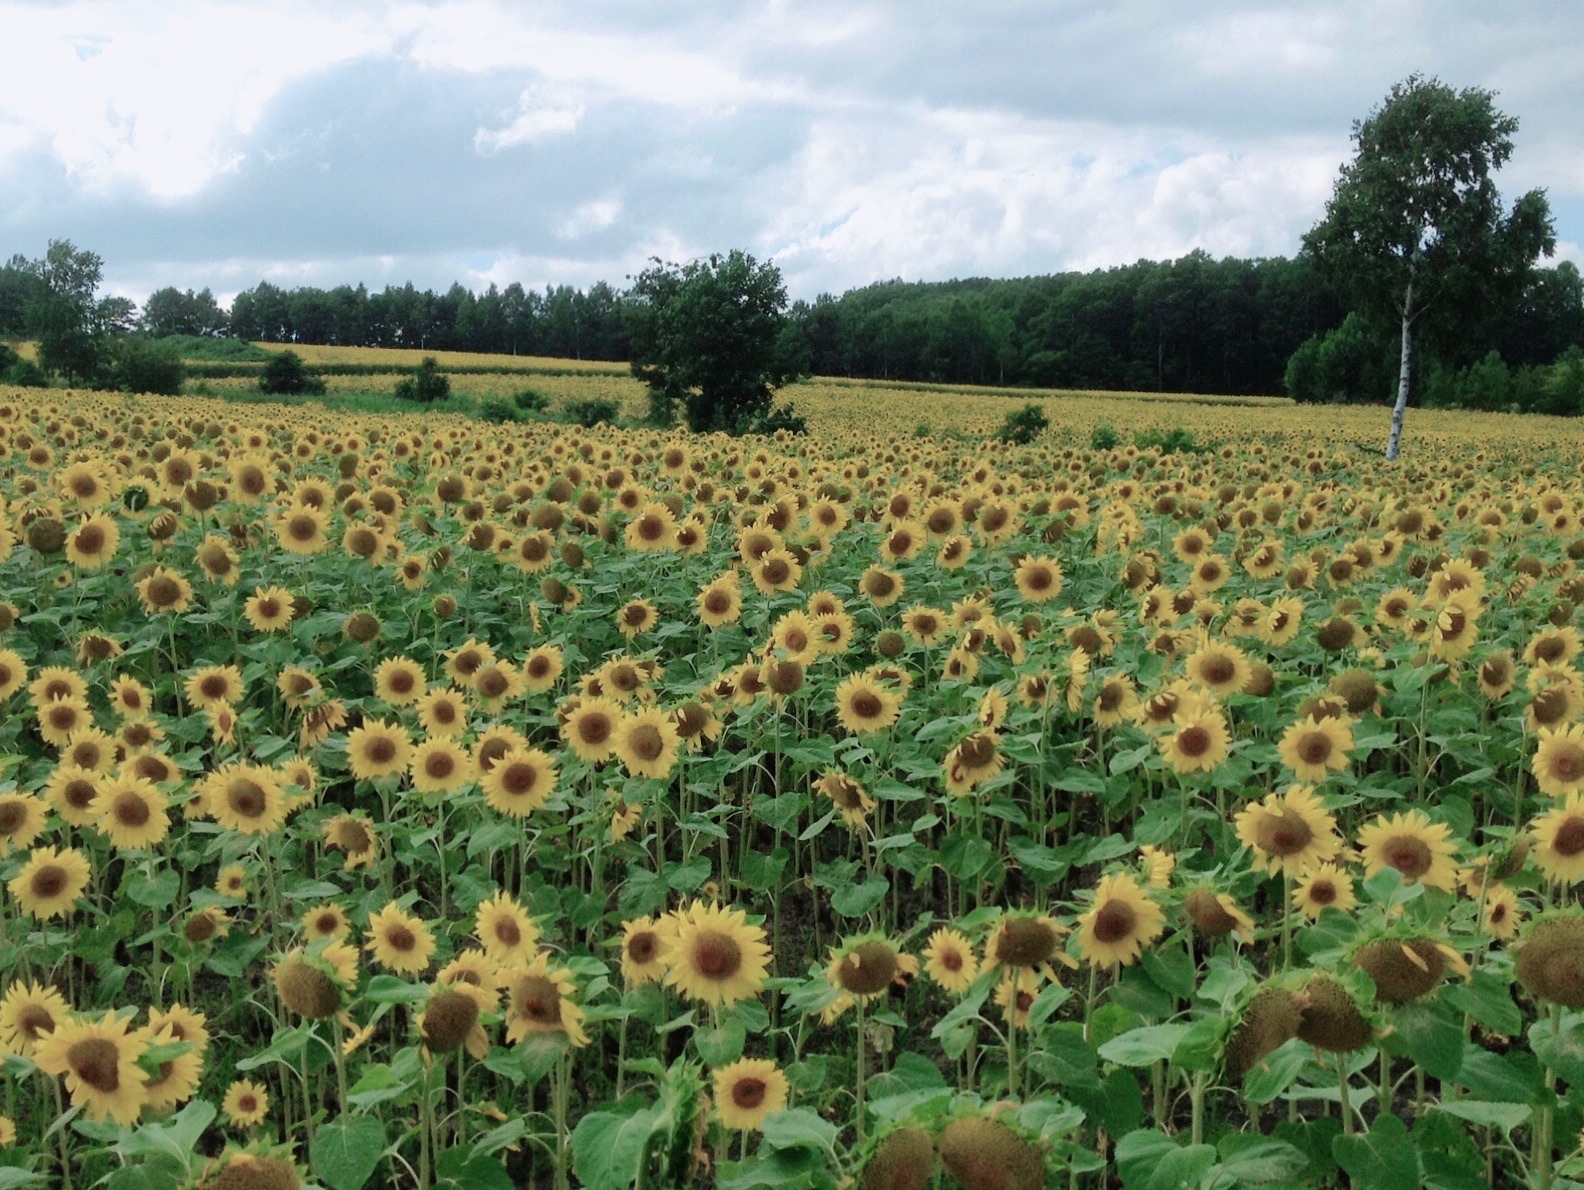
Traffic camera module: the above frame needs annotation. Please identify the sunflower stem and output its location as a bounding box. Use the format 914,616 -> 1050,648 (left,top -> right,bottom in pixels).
553,1050 -> 572,1190
1337,1052 -> 1355,1136
51,1078 -> 72,1190
1189,1070 -> 1207,1145
1537,1001 -> 1562,1190
855,994 -> 867,1148
1007,1013 -> 1019,1099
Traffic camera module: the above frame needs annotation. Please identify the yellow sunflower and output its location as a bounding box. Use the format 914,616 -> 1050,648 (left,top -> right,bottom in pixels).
1234,785 -> 1342,876
713,1058 -> 789,1132
0,793 -> 47,857
481,747 -> 558,818
1158,699 -> 1230,774
324,813 -> 378,868
0,980 -> 70,1057
1532,793 -> 1584,884
408,736 -> 475,797
1534,724 -> 1584,798
135,566 -> 194,615
1292,863 -> 1357,920
1483,886 -> 1524,940
372,655 -> 427,706
91,773 -> 170,850
222,1079 -> 270,1128
834,675 -> 903,736
243,586 -> 296,633
614,707 -> 681,780
8,845 -> 91,919
365,902 -> 436,975
923,927 -> 980,995
619,915 -> 673,988
345,718 -> 413,781
475,890 -> 541,965
1075,873 -> 1166,968
1356,810 -> 1460,892
503,952 -> 589,1048
1277,714 -> 1354,783
301,903 -> 353,943
662,900 -> 773,1008
203,763 -> 288,835
562,697 -> 623,763
33,1010 -> 149,1125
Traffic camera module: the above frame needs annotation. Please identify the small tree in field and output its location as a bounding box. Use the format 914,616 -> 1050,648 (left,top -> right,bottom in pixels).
1303,74 -> 1554,459
259,350 -> 325,396
625,250 -> 804,435
395,356 -> 449,404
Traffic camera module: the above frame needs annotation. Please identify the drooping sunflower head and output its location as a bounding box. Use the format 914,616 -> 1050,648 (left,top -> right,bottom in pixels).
853,1124 -> 935,1190
986,911 -> 1067,970
828,936 -> 907,999
420,987 -> 483,1055
1515,911 -> 1584,1009
1350,932 -> 1466,1005
1222,983 -> 1303,1080
1294,972 -> 1374,1053
936,1113 -> 1047,1190
273,950 -> 345,1020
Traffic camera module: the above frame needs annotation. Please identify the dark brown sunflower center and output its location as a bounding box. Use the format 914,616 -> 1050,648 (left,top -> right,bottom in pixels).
494,918 -> 523,946
18,1005 -> 56,1040
68,1039 -> 120,1093
0,803 -> 25,833
1385,836 -> 1433,879
1552,747 -> 1584,783
731,1077 -> 767,1109
228,781 -> 267,819
517,977 -> 560,1024
424,753 -> 456,779
113,793 -> 151,828
1554,818 -> 1584,858
1297,734 -> 1334,766
628,725 -> 664,762
1176,726 -> 1211,758
1092,900 -> 1138,945
959,735 -> 997,769
578,714 -> 613,745
365,738 -> 397,766
941,950 -> 963,972
1259,809 -> 1315,856
627,932 -> 657,964
692,931 -> 743,980
997,919 -> 1057,966
1307,880 -> 1337,905
851,692 -> 883,719
386,924 -> 416,952
1200,657 -> 1236,685
30,866 -> 67,899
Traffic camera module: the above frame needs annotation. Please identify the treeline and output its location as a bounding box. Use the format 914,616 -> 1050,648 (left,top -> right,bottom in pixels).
4,245 -> 1582,409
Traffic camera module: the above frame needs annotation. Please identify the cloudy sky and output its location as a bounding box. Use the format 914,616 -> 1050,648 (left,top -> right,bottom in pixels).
2,0 -> 1581,307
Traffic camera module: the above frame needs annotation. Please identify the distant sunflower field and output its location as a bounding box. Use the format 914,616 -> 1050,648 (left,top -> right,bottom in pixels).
2,376 -> 1584,1189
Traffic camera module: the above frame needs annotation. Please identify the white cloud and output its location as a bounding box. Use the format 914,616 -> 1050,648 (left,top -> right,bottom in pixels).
557,197 -> 622,239
474,84 -> 586,153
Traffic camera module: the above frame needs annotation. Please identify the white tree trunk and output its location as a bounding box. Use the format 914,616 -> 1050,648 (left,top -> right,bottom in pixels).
1386,290 -> 1413,461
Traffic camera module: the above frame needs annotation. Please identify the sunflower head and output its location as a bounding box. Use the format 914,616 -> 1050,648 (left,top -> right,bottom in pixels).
936,1113 -> 1047,1190
273,952 -> 343,1020
987,911 -> 1065,968
420,987 -> 482,1054
1350,932 -> 1464,1005
1222,983 -> 1303,1080
1295,972 -> 1374,1053
854,1124 -> 935,1190
829,936 -> 902,998
1515,911 -> 1584,1009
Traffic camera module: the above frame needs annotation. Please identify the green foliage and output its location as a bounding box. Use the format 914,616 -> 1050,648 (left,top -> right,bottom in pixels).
140,287 -> 228,338
563,397 -> 620,427
479,388 -> 554,424
626,249 -> 803,435
393,356 -> 450,404
1133,426 -> 1201,454
111,338 -> 185,396
1285,314 -> 1395,404
477,397 -> 522,424
996,402 -> 1049,445
152,335 -> 269,361
259,350 -> 326,396
0,343 -> 46,388
752,401 -> 808,436
513,387 -> 551,413
1089,424 -> 1120,450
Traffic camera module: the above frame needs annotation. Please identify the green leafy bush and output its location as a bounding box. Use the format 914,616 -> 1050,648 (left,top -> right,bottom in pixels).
393,356 -> 450,404
113,337 -> 185,395
996,402 -> 1049,445
1090,424 -> 1120,450
259,350 -> 325,396
564,397 -> 621,427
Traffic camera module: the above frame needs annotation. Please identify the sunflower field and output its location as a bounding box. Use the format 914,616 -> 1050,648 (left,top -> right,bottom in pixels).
2,380 -> 1584,1190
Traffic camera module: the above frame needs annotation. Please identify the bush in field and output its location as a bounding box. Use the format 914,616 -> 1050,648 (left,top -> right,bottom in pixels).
259,350 -> 325,395
394,356 -> 449,404
112,337 -> 185,395
996,402 -> 1049,445
564,396 -> 620,427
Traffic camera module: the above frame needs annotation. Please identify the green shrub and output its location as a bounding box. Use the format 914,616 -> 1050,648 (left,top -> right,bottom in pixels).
996,403 -> 1049,445
564,397 -> 621,427
112,337 -> 185,395
1134,426 -> 1201,454
1089,424 -> 1120,451
259,351 -> 325,396
0,344 -> 47,388
394,356 -> 450,404
752,402 -> 807,435
478,396 -> 522,424
514,388 -> 551,414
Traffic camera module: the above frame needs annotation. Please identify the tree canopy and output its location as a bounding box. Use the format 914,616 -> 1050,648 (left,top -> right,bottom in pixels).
625,250 -> 805,434
1303,73 -> 1555,456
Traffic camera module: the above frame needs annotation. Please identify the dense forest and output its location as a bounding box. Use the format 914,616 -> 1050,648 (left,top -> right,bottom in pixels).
3,248 -> 1582,407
